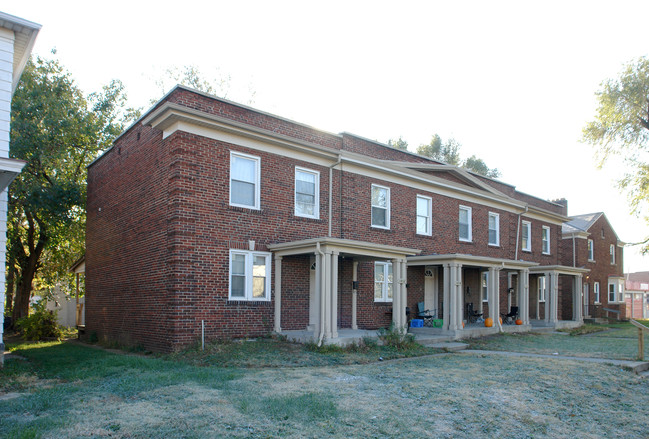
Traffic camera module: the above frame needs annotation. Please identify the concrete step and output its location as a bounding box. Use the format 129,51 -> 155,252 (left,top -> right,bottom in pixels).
423,341 -> 469,351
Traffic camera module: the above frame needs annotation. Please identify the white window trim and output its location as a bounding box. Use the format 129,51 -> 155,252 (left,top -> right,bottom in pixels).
610,244 -> 616,265
416,195 -> 432,236
488,212 -> 500,247
538,276 -> 546,302
374,261 -> 393,302
229,151 -> 261,210
594,282 -> 600,304
371,184 -> 391,229
522,221 -> 531,252
294,167 -> 320,219
229,249 -> 271,301
542,226 -> 551,255
459,205 -> 472,242
587,239 -> 594,262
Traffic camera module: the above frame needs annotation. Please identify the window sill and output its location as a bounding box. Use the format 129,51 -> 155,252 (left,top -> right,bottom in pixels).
294,214 -> 323,221
371,226 -> 392,232
522,249 -> 531,253
459,239 -> 473,244
488,244 -> 500,248
542,252 -> 551,256
416,232 -> 432,237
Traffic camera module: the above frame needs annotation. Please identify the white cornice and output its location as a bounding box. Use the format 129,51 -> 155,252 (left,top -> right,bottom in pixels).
267,237 -> 421,259
407,253 -> 539,270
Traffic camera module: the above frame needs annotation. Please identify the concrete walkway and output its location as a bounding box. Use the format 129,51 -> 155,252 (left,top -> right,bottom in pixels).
459,349 -> 649,375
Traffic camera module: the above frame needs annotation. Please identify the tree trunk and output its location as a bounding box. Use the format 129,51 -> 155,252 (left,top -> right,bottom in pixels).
10,217 -> 47,326
5,260 -> 15,314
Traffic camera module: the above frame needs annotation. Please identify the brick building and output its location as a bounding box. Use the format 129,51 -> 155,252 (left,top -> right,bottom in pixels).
624,272 -> 649,319
86,86 -> 589,352
561,213 -> 625,320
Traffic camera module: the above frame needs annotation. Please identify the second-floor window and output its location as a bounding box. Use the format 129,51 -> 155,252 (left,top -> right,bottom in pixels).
522,221 -> 531,252
371,185 -> 390,229
230,152 -> 260,209
295,167 -> 319,218
416,195 -> 432,235
610,244 -> 616,264
542,226 -> 550,254
587,239 -> 594,261
488,213 -> 499,246
459,206 -> 472,242
374,261 -> 393,302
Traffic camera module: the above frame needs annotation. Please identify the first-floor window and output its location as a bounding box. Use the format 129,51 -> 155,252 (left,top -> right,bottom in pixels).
229,250 -> 271,301
608,279 -> 624,303
374,261 -> 393,302
481,272 -> 489,302
538,276 -> 546,302
594,282 -> 600,304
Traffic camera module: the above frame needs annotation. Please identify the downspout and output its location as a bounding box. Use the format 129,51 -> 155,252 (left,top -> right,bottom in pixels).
328,156 -> 342,238
316,242 -> 326,346
572,233 -> 576,267
515,206 -> 528,260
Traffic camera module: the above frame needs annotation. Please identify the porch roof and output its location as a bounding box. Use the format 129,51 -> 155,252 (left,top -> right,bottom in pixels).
267,237 -> 421,259
529,265 -> 590,275
407,253 -> 539,270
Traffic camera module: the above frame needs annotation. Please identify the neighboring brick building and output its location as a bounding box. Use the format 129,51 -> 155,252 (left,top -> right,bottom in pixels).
624,272 -> 649,319
561,213 -> 625,320
86,86 -> 588,352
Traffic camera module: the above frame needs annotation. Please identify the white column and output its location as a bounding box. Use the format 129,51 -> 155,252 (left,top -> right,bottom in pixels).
443,264 -> 450,331
273,255 -> 282,333
574,274 -> 583,322
392,258 -> 401,329
323,251 -> 332,339
519,269 -> 530,325
548,272 -> 559,323
544,272 -> 550,323
448,263 -> 463,331
330,251 -> 339,339
400,258 -> 408,327
352,261 -> 358,330
488,267 -> 500,323
315,251 -> 323,337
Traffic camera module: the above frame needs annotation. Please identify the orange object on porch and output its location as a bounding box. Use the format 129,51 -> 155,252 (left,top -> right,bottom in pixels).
484,317 -> 493,327
515,319 -> 523,325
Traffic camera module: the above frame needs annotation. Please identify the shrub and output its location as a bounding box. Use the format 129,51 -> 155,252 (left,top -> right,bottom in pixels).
377,323 -> 417,350
16,305 -> 63,341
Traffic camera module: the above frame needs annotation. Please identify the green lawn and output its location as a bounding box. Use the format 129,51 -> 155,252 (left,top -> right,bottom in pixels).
469,321 -> 649,361
1,335 -> 648,438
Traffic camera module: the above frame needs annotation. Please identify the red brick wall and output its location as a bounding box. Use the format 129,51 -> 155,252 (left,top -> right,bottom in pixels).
87,88 -> 572,351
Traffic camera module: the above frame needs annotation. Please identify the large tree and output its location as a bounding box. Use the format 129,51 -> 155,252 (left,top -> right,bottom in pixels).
583,56 -> 649,250
8,55 -> 137,323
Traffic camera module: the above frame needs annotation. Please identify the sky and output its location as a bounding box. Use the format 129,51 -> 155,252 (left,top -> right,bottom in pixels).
7,0 -> 649,272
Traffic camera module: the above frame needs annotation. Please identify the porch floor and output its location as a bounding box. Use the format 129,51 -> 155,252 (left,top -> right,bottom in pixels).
280,319 -> 583,346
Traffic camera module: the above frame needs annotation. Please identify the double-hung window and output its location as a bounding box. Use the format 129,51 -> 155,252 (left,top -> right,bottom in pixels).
416,195 -> 432,235
610,244 -> 616,264
594,282 -> 600,304
230,152 -> 260,209
374,262 -> 393,302
371,185 -> 390,229
542,226 -> 550,255
488,213 -> 499,246
587,239 -> 594,261
538,276 -> 546,302
608,279 -> 624,303
459,206 -> 472,242
522,221 -> 531,252
481,272 -> 489,303
229,250 -> 271,301
295,167 -> 319,218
